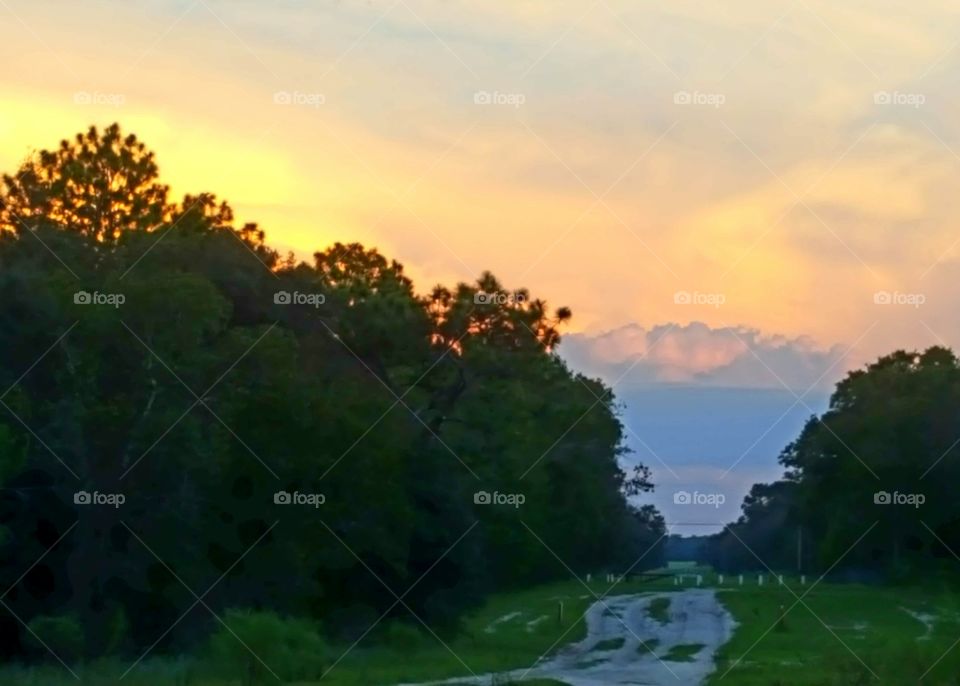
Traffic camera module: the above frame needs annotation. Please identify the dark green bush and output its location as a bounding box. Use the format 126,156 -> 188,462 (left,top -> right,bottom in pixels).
207,609 -> 327,685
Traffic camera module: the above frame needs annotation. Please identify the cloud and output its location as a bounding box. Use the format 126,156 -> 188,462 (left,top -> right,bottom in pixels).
561,321 -> 847,391
5,0 -> 960,363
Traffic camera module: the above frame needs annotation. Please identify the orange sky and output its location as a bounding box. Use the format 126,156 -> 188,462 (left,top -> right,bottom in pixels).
3,0 -> 960,386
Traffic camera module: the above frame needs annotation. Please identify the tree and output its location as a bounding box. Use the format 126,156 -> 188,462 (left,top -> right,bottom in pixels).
0,123 -> 660,662
706,346 -> 960,580
0,124 -> 170,242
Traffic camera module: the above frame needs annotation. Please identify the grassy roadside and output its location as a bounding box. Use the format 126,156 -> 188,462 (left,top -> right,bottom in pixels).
0,577 -> 669,686
708,583 -> 960,685
320,577 -> 669,685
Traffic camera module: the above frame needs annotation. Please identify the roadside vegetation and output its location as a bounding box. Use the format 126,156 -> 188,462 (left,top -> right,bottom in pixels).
710,583 -> 960,685
0,578 -> 665,685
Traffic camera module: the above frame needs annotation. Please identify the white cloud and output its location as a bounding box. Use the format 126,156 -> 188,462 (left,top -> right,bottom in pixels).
561,321 -> 847,391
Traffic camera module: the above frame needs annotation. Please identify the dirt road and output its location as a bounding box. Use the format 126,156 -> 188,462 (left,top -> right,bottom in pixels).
399,588 -> 736,685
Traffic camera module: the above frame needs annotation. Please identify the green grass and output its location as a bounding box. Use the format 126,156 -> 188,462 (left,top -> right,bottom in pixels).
646,596 -> 671,624
636,638 -> 660,654
591,637 -> 625,651
663,643 -> 704,662
19,576 -> 960,685
709,582 -> 960,685
0,577 -> 674,686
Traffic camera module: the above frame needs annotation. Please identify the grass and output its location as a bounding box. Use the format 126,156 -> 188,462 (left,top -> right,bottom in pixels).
636,638 -> 660,654
326,576 -> 669,685
16,574 -> 960,685
646,596 -> 671,624
0,577 -> 672,686
591,637 -> 625,651
709,582 -> 960,685
663,643 -> 704,662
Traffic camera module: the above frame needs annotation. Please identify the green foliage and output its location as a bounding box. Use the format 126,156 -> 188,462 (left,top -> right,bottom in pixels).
25,615 -> 83,664
706,346 -> 960,579
379,620 -> 429,651
0,122 -> 660,668
206,609 -> 327,685
102,606 -> 129,656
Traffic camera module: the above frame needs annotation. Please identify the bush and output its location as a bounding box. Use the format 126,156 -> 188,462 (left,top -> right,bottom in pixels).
103,605 -> 129,656
26,614 -> 84,664
380,620 -> 429,651
207,609 -> 327,685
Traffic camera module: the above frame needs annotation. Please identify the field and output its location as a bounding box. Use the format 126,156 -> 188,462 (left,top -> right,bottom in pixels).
710,581 -> 960,685
0,577 -> 665,686
5,575 -> 960,685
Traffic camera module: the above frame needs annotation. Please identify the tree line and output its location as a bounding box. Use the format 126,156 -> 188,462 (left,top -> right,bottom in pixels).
0,124 -> 664,666
702,347 -> 960,581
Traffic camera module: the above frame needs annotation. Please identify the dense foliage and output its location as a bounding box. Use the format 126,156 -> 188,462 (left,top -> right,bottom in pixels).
704,347 -> 960,580
0,124 -> 663,662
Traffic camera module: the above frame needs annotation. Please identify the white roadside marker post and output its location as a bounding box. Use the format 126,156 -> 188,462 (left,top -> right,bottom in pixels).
758,574 -> 764,586
718,574 -> 724,585
801,575 -> 806,585
739,574 -> 744,586
778,575 -> 784,586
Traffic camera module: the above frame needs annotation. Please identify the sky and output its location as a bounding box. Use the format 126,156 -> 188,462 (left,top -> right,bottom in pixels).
3,0 -> 960,533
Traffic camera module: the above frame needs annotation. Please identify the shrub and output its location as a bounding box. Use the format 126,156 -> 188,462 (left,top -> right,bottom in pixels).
103,606 -> 129,655
26,614 -> 84,664
380,620 -> 429,651
207,609 -> 327,685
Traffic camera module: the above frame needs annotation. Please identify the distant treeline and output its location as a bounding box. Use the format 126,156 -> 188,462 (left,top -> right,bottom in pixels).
0,124 -> 664,663
701,347 -> 960,580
